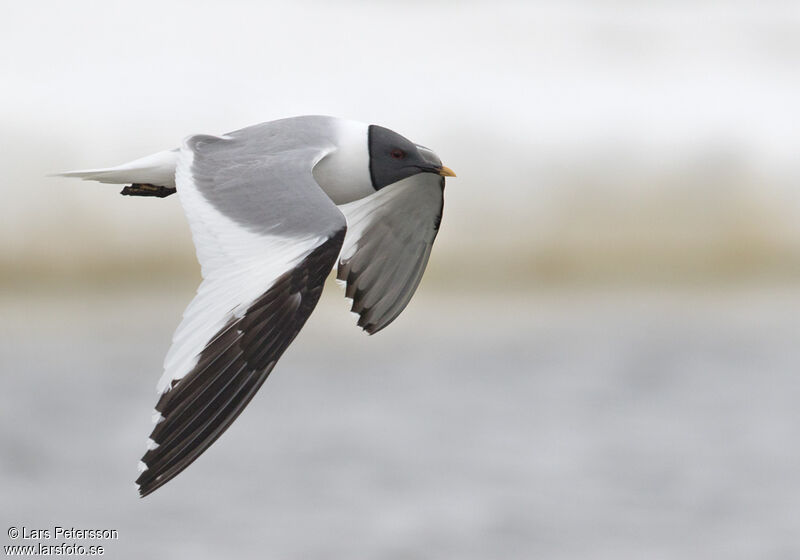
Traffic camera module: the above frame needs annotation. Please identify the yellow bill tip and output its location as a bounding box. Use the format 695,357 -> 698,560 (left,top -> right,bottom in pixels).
438,165 -> 456,177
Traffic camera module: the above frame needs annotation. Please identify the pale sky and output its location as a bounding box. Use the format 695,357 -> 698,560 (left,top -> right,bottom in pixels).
2,0 -> 799,273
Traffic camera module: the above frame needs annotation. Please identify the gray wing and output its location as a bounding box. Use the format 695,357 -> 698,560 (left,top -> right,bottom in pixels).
336,173 -> 445,334
137,122 -> 346,496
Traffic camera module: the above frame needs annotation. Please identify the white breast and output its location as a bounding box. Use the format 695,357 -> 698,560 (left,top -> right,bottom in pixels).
312,119 -> 375,205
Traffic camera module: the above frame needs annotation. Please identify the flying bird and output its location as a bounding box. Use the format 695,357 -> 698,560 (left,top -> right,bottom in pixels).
60,115 -> 456,496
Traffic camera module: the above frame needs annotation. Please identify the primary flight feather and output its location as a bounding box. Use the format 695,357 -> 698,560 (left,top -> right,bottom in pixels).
60,115 -> 456,496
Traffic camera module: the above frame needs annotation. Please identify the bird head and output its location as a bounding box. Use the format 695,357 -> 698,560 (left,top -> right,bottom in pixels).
368,125 -> 455,190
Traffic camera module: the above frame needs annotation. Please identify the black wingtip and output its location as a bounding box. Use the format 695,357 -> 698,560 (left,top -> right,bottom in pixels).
136,461 -> 176,498
135,476 -> 151,498
363,323 -> 384,335
136,483 -> 158,498
135,462 -> 158,498
134,229 -> 347,496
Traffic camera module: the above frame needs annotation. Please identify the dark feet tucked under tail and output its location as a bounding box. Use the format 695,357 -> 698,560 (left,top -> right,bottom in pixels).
120,184 -> 177,198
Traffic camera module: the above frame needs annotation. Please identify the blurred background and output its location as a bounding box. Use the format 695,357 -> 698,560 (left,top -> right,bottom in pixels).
2,1 -> 800,558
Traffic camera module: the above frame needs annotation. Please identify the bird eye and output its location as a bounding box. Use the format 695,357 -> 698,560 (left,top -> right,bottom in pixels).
390,149 -> 406,159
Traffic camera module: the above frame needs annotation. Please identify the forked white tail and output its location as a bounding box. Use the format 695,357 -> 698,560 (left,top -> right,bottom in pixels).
58,149 -> 179,188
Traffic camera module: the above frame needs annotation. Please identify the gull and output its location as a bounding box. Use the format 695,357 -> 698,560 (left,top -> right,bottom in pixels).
60,115 -> 456,496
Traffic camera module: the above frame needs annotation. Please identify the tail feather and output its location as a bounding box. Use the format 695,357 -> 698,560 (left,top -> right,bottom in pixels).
57,149 -> 179,189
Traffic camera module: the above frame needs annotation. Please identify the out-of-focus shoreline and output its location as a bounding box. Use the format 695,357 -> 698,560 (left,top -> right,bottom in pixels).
4,247 -> 800,293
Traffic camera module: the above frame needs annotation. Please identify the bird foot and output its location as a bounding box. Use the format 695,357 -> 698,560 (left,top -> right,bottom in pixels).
120,184 -> 176,198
